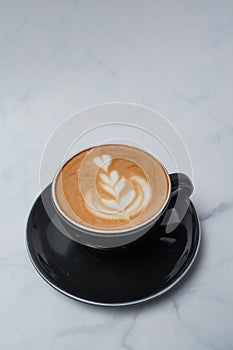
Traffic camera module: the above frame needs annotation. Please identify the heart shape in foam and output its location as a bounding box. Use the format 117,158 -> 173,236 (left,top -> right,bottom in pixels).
84,153 -> 151,220
93,154 -> 111,171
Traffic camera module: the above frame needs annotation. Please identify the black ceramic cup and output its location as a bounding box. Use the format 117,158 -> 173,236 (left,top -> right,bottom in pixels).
51,149 -> 193,249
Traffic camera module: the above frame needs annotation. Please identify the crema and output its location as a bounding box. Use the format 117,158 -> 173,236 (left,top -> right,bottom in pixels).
54,144 -> 170,230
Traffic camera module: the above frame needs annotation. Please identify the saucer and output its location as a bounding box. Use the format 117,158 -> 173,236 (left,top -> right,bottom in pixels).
26,185 -> 201,306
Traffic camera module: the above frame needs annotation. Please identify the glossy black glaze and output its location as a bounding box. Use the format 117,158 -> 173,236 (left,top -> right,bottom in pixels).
168,173 -> 194,208
26,185 -> 200,305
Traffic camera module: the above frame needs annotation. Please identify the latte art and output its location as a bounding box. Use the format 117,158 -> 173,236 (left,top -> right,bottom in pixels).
84,155 -> 151,220
54,144 -> 170,230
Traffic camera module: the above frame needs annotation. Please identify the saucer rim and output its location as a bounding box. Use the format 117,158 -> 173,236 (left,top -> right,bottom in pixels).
25,199 -> 201,307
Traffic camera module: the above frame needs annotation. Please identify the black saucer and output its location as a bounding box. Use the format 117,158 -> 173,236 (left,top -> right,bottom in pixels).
26,185 -> 201,306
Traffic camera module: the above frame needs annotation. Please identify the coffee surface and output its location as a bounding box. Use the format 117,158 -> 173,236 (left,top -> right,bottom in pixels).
54,144 -> 170,230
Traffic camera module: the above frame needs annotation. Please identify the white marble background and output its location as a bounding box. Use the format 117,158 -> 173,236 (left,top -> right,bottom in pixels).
1,1 -> 233,349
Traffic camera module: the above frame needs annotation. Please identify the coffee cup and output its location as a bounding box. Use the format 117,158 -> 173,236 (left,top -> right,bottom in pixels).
51,144 -> 193,249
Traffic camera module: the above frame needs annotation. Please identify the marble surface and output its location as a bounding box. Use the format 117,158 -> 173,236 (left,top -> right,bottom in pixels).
1,1 -> 233,349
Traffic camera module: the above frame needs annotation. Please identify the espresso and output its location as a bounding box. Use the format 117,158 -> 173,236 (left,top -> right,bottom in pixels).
54,144 -> 170,230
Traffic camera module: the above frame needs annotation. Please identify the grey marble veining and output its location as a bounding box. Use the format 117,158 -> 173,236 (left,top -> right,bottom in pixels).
1,1 -> 233,349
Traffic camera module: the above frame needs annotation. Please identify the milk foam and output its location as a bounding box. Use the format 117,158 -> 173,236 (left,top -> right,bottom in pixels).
54,144 -> 169,230
84,155 -> 151,220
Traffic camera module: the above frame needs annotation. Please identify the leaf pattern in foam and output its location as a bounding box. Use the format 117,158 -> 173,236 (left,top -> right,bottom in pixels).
100,183 -> 117,198
85,154 -> 151,221
115,178 -> 126,195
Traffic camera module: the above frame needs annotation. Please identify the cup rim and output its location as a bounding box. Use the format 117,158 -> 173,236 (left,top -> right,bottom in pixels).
51,143 -> 172,236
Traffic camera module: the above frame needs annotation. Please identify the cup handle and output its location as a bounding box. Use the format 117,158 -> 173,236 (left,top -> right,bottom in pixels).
167,173 -> 194,209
